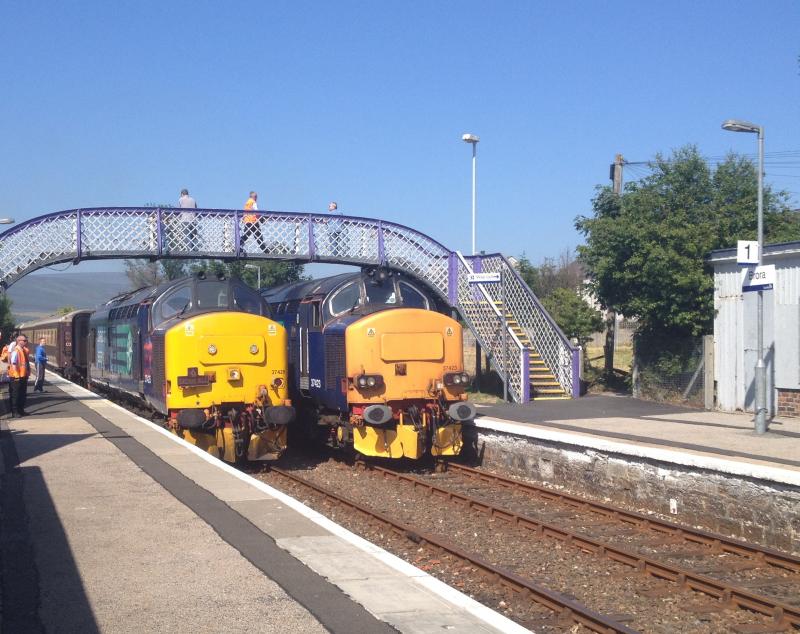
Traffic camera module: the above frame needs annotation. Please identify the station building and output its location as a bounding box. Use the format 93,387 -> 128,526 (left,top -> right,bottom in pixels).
709,241 -> 800,417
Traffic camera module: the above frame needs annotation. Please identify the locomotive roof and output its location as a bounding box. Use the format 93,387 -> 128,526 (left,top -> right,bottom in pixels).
262,272 -> 359,304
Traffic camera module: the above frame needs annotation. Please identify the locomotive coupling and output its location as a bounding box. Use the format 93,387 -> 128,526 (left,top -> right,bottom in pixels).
447,401 -> 477,422
264,405 -> 295,426
362,404 -> 393,426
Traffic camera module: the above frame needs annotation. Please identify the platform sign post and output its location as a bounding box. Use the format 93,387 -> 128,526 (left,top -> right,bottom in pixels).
500,269 -> 508,402
468,271 -> 508,401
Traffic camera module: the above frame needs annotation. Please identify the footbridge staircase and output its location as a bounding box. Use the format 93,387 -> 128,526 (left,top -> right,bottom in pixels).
0,207 -> 580,402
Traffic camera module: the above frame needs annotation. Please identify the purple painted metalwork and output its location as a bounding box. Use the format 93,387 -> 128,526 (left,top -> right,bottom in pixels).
156,208 -> 164,257
233,210 -> 241,255
508,255 -> 571,347
75,209 -> 82,261
522,349 -> 531,402
447,253 -> 458,305
307,214 -> 316,259
377,221 -> 386,265
571,348 -> 580,398
0,206 -> 579,402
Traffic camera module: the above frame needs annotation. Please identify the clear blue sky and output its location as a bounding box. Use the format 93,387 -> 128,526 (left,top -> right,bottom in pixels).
1,1 -> 798,271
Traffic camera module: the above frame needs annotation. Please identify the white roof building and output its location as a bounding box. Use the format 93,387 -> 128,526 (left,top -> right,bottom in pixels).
708,241 -> 800,417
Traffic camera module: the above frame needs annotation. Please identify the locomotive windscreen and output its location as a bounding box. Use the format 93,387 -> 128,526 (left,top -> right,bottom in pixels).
153,278 -> 269,327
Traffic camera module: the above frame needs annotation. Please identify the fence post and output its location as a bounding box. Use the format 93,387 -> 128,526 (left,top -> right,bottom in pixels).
703,334 -> 714,410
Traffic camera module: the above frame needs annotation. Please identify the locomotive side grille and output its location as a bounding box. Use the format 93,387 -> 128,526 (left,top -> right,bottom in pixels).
151,332 -> 166,400
325,332 -> 345,390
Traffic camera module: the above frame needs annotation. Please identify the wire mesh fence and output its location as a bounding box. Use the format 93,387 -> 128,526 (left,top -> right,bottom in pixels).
633,335 -> 709,408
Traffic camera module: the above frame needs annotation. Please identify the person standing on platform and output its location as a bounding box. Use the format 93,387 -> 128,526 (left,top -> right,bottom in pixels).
34,337 -> 47,392
6,335 -> 31,417
178,188 -> 198,251
241,191 -> 268,254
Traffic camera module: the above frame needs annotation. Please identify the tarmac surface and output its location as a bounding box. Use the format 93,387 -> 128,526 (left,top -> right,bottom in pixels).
0,376 -> 521,634
475,394 -> 800,477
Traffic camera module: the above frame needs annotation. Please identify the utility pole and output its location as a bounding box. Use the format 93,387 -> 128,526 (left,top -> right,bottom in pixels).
605,154 -> 624,379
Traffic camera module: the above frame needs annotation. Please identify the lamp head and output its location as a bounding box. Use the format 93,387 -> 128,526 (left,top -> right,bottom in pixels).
462,133 -> 480,144
722,119 -> 761,134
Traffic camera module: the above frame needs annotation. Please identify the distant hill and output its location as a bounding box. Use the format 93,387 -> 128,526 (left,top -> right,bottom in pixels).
7,272 -> 131,323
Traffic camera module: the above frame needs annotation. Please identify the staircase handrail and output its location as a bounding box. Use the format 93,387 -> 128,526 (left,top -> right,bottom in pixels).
455,252 -> 526,351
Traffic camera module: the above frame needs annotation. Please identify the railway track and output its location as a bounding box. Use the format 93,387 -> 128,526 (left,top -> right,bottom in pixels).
358,460 -> 800,632
443,462 -> 800,575
269,466 -> 637,634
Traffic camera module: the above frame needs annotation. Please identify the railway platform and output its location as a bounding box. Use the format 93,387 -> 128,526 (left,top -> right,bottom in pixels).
474,395 -> 800,482
469,395 -> 800,554
0,375 -> 522,634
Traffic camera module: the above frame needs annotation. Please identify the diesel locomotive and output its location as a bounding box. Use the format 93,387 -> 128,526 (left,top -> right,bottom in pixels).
263,268 -> 476,459
88,273 -> 294,462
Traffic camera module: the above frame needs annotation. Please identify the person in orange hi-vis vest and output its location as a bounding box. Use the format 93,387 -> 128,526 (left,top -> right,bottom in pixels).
5,335 -> 31,417
241,191 -> 268,254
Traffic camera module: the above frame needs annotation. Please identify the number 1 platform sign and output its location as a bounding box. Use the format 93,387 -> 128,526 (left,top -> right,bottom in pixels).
737,240 -> 759,266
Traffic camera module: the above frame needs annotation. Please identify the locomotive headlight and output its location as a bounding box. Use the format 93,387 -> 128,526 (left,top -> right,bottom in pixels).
444,371 -> 471,387
249,344 -> 259,355
355,374 -> 384,389
228,368 -> 241,381
207,344 -> 217,355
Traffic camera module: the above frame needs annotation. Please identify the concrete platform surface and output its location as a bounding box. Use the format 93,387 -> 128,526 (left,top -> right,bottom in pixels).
0,374 -> 523,634
475,394 -> 800,485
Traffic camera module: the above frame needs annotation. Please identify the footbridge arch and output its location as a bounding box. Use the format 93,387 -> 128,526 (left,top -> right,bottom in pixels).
0,207 -> 579,401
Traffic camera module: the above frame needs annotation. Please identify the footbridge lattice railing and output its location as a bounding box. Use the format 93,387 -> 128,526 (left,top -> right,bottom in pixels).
0,207 -> 578,400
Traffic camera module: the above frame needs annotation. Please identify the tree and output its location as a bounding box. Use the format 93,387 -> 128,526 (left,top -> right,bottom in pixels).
575,145 -> 794,339
124,260 -> 166,289
160,259 -> 188,280
56,305 -> 76,315
542,288 -> 603,348
0,294 -> 15,347
516,249 -> 583,299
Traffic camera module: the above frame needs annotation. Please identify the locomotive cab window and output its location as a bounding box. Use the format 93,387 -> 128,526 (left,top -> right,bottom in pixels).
398,281 -> 429,309
233,284 -> 268,316
158,285 -> 192,322
328,281 -> 361,317
196,281 -> 229,310
365,280 -> 397,306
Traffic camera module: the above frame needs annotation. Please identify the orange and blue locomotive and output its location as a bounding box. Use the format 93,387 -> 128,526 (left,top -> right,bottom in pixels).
263,268 -> 475,459
89,273 -> 294,463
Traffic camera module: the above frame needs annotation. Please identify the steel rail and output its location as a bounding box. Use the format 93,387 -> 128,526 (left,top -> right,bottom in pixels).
445,462 -> 800,573
365,463 -> 799,629
269,467 -> 637,634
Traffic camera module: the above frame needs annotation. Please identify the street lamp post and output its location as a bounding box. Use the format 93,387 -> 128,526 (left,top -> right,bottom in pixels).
722,118 -> 767,433
462,134 -> 480,255
244,264 -> 261,290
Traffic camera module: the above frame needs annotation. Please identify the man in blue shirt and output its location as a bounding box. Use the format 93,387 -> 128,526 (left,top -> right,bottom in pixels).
34,337 -> 47,392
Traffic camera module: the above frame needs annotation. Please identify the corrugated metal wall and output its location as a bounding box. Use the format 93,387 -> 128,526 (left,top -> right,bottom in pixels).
713,251 -> 800,414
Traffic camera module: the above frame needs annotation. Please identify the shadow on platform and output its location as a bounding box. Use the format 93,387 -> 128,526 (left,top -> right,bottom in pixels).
1,430 -> 100,633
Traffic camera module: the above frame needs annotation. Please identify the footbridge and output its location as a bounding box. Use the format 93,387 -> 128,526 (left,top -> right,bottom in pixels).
0,207 -> 579,402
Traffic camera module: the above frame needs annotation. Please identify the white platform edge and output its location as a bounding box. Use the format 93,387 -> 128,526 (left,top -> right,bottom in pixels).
472,417 -> 800,487
48,374 -> 530,634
